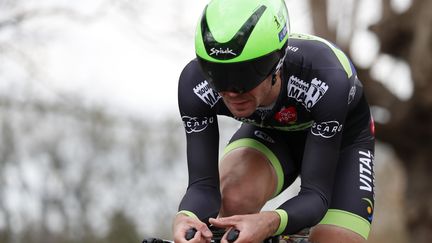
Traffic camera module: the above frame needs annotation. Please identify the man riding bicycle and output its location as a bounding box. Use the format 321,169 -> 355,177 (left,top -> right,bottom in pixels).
173,0 -> 375,242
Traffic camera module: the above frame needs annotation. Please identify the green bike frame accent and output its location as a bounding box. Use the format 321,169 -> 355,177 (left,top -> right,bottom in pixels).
223,138 -> 284,196
319,209 -> 371,239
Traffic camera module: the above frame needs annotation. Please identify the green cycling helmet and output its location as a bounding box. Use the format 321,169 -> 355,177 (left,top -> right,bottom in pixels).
195,0 -> 290,93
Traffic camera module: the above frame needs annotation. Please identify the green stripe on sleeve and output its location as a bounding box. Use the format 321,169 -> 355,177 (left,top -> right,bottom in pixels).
319,209 -> 371,239
176,210 -> 198,219
274,209 -> 288,236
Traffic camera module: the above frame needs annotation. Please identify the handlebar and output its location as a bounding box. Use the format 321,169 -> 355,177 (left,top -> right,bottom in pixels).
185,227 -> 240,242
142,226 -> 310,243
142,226 -> 239,243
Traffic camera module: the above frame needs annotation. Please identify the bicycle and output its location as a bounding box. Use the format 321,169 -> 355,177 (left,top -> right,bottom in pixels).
142,226 -> 311,243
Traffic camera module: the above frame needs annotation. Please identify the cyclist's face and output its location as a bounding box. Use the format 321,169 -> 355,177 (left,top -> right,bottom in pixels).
219,74 -> 280,118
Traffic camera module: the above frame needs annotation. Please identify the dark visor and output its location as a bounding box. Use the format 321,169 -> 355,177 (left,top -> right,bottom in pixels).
197,49 -> 283,93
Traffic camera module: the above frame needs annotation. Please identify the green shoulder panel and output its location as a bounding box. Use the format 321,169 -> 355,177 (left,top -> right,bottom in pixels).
290,33 -> 353,78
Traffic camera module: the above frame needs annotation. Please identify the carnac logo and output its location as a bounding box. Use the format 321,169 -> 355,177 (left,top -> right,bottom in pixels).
182,116 -> 215,133
193,80 -> 221,108
288,76 -> 329,109
311,120 -> 342,138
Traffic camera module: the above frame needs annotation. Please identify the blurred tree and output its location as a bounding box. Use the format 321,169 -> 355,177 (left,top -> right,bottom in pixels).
104,210 -> 141,243
308,0 -> 432,242
5,0 -> 431,242
0,1 -> 185,242
0,92 -> 183,242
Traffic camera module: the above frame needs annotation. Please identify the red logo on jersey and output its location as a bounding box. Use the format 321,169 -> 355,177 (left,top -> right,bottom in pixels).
370,116 -> 375,136
274,106 -> 297,124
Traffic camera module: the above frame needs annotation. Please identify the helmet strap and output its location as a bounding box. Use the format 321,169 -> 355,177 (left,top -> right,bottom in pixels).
271,44 -> 288,87
271,74 -> 277,86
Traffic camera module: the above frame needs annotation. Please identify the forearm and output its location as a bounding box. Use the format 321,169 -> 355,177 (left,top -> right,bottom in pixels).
260,211 -> 283,237
178,184 -> 221,223
275,189 -> 328,235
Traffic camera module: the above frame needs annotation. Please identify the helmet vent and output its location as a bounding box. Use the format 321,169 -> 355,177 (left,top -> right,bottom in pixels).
201,5 -> 267,60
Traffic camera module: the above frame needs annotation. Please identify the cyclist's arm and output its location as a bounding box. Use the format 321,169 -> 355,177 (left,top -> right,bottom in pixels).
275,70 -> 352,235
177,60 -> 222,223
177,119 -> 221,222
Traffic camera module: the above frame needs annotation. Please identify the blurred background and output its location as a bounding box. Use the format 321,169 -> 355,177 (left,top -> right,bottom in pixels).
0,0 -> 430,242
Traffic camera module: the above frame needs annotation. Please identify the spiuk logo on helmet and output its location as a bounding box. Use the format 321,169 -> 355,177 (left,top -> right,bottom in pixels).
209,47 -> 237,57
195,0 -> 290,93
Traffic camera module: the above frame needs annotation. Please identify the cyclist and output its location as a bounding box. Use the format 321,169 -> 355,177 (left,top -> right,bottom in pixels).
173,0 -> 375,242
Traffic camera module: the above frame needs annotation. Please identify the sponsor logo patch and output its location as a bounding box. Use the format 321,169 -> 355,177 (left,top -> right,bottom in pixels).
287,45 -> 299,52
235,117 -> 257,124
287,76 -> 329,109
193,80 -> 221,107
311,120 -> 342,138
359,150 -> 374,193
348,85 -> 356,104
278,23 -> 288,42
274,106 -> 297,124
254,130 -> 275,143
182,116 -> 215,133
209,47 -> 237,57
362,198 -> 374,222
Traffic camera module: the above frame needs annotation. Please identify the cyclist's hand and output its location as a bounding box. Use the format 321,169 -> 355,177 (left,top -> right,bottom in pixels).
209,211 -> 280,243
173,213 -> 212,243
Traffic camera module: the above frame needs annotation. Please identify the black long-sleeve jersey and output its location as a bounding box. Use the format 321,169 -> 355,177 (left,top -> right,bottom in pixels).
177,33 -> 372,234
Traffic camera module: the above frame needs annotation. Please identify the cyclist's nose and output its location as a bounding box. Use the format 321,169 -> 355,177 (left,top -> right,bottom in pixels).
221,91 -> 243,98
